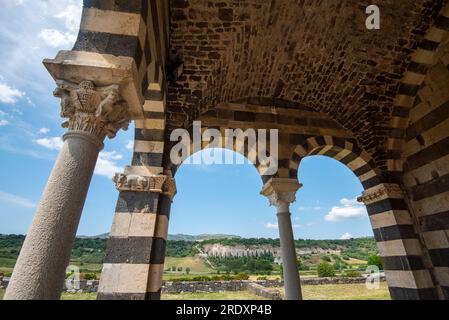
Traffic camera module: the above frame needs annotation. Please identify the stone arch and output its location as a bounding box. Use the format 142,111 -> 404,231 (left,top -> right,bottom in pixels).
290,135 -> 381,190
163,124 -> 277,182
291,135 -> 440,300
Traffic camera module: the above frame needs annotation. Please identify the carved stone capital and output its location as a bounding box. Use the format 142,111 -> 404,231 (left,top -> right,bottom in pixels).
113,173 -> 167,193
162,170 -> 177,200
54,80 -> 130,144
113,171 -> 177,199
261,178 -> 302,208
357,183 -> 404,205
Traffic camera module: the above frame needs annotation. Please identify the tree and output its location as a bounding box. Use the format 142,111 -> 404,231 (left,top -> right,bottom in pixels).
317,262 -> 335,277
367,255 -> 383,270
186,267 -> 191,275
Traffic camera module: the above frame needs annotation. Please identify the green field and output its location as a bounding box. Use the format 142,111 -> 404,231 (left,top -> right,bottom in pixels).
1,283 -> 391,300
282,282 -> 390,300
162,290 -> 269,300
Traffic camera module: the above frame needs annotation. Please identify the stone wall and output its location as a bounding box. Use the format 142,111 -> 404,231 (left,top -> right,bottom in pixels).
63,280 -> 99,293
1,276 -> 385,298
247,283 -> 281,300
161,277 -> 386,294
0,274 -> 5,290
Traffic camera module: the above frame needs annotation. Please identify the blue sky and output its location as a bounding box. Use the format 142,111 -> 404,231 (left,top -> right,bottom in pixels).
0,0 -> 373,240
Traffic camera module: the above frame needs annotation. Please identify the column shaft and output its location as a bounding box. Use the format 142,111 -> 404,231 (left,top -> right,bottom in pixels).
4,134 -> 100,300
277,206 -> 302,300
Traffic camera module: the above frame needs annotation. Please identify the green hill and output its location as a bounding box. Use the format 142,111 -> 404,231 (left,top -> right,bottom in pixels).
0,234 -> 379,277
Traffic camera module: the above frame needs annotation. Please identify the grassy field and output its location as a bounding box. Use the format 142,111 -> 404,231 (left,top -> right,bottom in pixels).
274,282 -> 391,300
163,256 -> 215,280
162,291 -> 268,300
0,283 -> 391,300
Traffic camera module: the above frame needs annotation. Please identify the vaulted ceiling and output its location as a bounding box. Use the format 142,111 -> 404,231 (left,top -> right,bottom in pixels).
166,0 -> 447,168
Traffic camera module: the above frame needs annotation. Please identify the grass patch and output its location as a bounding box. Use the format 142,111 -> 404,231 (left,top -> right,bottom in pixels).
162,290 -> 269,300
164,256 -> 214,275
270,282 -> 390,300
0,289 -> 97,300
61,292 -> 97,300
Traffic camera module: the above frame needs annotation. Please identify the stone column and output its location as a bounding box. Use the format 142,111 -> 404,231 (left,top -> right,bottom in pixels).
4,81 -> 130,300
261,178 -> 303,300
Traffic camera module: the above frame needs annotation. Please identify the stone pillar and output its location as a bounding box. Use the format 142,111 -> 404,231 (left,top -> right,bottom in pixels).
97,169 -> 177,300
261,178 -> 303,300
4,81 -> 130,300
358,183 -> 438,300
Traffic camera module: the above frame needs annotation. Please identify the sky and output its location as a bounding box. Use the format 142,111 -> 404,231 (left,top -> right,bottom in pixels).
0,0 -> 373,240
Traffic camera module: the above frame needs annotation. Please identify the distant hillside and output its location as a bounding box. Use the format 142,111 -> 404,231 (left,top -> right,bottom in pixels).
78,233 -> 241,241
0,234 -> 378,269
168,234 -> 241,241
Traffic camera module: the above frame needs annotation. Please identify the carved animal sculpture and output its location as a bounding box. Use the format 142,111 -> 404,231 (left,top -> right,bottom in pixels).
114,173 -> 148,191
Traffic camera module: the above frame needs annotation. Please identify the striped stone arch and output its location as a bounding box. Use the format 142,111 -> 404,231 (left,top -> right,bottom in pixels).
289,136 -> 381,189
162,124 -> 280,181
290,135 -> 439,300
386,3 -> 449,175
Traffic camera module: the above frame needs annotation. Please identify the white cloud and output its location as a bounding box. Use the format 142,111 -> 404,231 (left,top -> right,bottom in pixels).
35,136 -> 63,151
314,206 -> 322,211
325,198 -> 367,222
39,128 -> 50,134
0,190 -> 36,208
265,222 -> 301,229
94,151 -> 123,179
340,232 -> 353,240
55,4 -> 82,33
264,222 -> 278,230
38,29 -> 77,48
340,198 -> 360,206
37,4 -> 82,49
0,120 -> 9,126
0,81 -> 24,104
126,140 -> 134,150
34,134 -> 123,179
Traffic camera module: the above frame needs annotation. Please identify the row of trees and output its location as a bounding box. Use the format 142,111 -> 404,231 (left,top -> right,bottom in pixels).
208,255 -> 275,274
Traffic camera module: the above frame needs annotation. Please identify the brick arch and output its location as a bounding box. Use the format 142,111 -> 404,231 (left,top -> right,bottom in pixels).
290,135 -> 440,300
289,135 -> 381,190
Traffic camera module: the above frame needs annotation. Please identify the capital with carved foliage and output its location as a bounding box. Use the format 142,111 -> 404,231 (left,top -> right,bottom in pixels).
357,183 -> 404,205
53,80 -> 130,147
261,178 -> 303,208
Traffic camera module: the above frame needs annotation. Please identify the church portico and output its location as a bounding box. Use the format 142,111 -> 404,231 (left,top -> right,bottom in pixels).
4,0 -> 449,300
